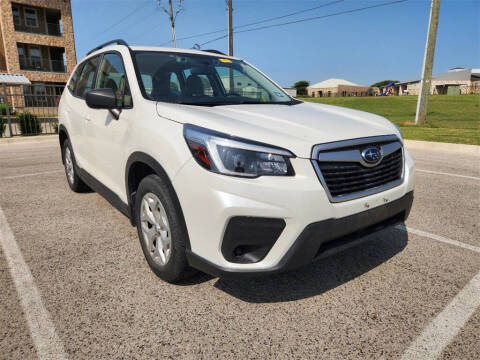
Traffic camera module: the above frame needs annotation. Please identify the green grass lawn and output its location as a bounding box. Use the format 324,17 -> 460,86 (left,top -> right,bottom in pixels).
301,95 -> 480,145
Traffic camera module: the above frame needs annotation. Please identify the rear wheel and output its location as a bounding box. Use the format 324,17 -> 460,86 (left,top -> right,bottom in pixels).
62,139 -> 88,192
135,174 -> 195,283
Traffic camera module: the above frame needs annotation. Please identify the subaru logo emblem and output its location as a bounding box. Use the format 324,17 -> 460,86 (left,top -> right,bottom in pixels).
361,147 -> 382,166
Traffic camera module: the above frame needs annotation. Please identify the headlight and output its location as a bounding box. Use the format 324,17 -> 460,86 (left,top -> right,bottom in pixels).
184,124 -> 295,177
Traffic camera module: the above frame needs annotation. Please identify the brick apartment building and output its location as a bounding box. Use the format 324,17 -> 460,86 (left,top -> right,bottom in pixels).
0,0 -> 76,92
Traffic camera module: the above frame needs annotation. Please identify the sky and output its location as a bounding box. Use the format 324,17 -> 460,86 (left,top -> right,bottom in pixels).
71,0 -> 479,87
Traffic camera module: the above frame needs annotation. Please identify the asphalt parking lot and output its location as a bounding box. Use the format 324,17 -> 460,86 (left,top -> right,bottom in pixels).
0,137 -> 479,360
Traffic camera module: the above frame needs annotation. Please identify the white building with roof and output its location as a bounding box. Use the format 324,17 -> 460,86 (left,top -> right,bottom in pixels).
307,78 -> 370,97
395,68 -> 480,95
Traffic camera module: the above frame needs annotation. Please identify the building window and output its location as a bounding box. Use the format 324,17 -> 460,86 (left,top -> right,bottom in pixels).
29,47 -> 42,69
17,45 -> 25,63
12,6 -> 20,25
25,8 -> 38,27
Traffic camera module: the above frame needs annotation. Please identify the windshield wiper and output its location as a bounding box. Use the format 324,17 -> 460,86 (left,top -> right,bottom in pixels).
174,99 -> 303,107
230,99 -> 303,106
175,101 -> 218,106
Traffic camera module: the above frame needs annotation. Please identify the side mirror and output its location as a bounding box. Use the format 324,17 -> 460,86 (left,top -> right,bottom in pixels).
85,88 -> 121,120
86,88 -> 116,109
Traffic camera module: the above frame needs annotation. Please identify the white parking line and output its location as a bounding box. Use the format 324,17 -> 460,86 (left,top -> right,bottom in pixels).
416,168 -> 480,181
395,225 -> 480,253
0,169 -> 63,180
0,206 -> 67,360
400,270 -> 480,360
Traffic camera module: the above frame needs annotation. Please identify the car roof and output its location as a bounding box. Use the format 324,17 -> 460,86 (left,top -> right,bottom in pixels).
86,44 -> 241,61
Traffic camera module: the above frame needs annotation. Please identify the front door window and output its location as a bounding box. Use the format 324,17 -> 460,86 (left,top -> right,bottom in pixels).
95,53 -> 132,107
76,57 -> 100,98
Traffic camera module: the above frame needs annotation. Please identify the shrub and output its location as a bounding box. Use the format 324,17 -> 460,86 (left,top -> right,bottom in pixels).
16,112 -> 42,135
0,103 -> 14,115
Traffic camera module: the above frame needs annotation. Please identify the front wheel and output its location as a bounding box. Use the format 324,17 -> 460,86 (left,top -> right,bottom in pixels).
135,174 -> 195,283
62,139 -> 88,192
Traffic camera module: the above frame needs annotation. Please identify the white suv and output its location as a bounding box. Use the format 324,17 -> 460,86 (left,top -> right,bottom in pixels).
58,40 -> 414,283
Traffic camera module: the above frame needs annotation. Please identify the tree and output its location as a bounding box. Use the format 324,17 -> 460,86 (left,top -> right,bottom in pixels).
157,0 -> 184,47
371,80 -> 399,88
293,80 -> 309,96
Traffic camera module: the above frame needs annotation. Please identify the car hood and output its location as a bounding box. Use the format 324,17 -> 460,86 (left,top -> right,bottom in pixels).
155,101 -> 401,159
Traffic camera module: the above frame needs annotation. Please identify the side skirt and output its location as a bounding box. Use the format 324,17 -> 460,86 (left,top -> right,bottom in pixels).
76,167 -> 131,220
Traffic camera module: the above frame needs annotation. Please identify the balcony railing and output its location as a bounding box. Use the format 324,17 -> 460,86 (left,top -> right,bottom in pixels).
14,22 -> 62,37
19,58 -> 66,73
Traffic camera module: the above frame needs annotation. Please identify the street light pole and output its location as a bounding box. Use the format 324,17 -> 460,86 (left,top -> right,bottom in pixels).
415,0 -> 441,125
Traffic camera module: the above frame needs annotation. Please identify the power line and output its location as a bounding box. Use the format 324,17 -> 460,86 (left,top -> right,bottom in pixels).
99,1 -> 150,35
238,0 -> 408,34
126,10 -> 164,42
200,34 -> 228,47
234,0 -> 344,29
199,0 -> 408,47
158,0 -> 344,46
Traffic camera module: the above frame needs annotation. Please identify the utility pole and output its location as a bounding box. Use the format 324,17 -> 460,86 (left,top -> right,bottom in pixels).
228,0 -> 233,56
227,0 -> 234,94
169,0 -> 177,47
158,0 -> 183,48
415,0 -> 441,125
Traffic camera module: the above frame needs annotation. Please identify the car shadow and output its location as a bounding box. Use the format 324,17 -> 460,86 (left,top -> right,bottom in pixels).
212,227 -> 408,303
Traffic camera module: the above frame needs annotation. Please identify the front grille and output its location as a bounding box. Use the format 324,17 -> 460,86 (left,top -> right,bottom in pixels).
312,135 -> 404,202
318,149 -> 403,197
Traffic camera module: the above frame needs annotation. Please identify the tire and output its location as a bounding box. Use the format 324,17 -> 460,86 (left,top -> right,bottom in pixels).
62,139 -> 89,192
135,174 -> 195,283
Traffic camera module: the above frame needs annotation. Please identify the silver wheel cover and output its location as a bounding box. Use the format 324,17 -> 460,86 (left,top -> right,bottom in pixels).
140,192 -> 172,266
65,147 -> 75,184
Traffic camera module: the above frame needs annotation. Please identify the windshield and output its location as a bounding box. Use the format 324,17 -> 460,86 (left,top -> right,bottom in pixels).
133,51 -> 298,106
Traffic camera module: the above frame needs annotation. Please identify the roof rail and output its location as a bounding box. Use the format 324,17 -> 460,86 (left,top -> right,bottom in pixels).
203,49 -> 227,56
87,39 -> 129,55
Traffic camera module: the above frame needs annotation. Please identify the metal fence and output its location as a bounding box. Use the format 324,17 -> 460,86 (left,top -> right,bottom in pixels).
0,84 -> 64,137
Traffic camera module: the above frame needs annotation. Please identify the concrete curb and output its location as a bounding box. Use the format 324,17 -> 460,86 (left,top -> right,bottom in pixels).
404,139 -> 480,155
0,135 -> 57,145
1,135 -> 478,156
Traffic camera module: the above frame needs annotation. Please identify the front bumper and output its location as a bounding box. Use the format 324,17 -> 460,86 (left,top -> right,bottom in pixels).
186,191 -> 413,278
172,150 -> 415,276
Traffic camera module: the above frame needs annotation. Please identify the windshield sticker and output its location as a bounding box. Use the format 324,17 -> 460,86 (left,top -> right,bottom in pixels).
219,58 -> 232,63
274,91 -> 285,97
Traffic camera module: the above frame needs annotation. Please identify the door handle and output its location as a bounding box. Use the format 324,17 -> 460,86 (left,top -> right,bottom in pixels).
85,115 -> 91,122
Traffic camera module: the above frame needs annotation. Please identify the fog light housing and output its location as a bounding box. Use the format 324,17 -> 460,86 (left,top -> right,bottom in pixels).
222,217 -> 286,263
